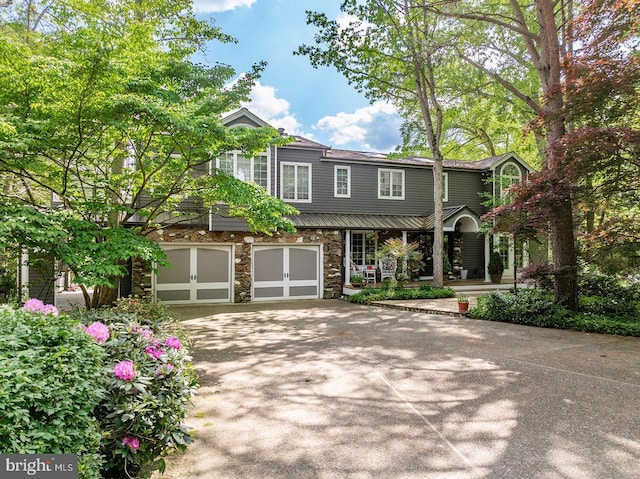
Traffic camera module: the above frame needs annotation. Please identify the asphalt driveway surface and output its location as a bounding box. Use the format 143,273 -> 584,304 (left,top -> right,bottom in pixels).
161,300 -> 640,479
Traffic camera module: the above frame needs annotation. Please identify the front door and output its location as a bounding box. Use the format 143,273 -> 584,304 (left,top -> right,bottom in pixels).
252,245 -> 321,301
155,246 -> 232,304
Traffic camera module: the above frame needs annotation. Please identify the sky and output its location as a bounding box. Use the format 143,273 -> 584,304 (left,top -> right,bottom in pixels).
193,0 -> 404,153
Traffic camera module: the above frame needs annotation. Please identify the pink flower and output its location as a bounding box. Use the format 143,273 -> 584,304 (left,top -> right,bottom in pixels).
23,298 -> 46,313
41,304 -> 59,316
155,363 -> 175,376
84,322 -> 109,343
165,336 -> 181,350
113,361 -> 136,381
122,435 -> 140,451
144,346 -> 163,360
23,298 -> 59,316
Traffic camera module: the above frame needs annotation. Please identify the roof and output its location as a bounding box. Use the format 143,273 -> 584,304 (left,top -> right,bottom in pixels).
209,206 -> 480,232
288,213 -> 426,230
322,149 -> 531,172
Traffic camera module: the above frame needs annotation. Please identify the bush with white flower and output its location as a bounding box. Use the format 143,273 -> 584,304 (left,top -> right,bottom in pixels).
73,300 -> 198,479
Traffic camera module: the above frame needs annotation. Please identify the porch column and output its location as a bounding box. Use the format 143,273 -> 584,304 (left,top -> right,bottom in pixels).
484,234 -> 491,282
402,230 -> 408,273
345,229 -> 352,284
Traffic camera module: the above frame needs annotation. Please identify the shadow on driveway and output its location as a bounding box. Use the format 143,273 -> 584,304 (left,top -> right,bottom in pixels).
160,300 -> 640,479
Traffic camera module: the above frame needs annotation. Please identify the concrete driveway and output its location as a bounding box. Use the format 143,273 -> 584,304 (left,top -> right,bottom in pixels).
162,300 -> 640,479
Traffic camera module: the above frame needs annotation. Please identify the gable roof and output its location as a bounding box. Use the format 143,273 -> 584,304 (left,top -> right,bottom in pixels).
222,108 -> 274,129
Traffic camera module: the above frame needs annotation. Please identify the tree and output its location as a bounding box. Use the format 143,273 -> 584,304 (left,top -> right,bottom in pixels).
437,0 -> 639,301
298,0 -> 470,287
420,0 -> 582,308
562,0 -> 640,272
0,0 -> 297,308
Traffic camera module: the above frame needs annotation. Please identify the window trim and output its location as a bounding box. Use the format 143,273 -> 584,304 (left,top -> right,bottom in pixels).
280,161 -> 312,203
334,165 -> 351,198
378,168 -> 405,200
499,162 -> 522,199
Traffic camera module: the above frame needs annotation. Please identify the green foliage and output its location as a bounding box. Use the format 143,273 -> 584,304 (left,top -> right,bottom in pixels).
71,302 -> 198,479
469,288 -> 640,336
348,283 -> 455,304
0,305 -> 106,479
0,0 -> 297,307
578,271 -> 637,301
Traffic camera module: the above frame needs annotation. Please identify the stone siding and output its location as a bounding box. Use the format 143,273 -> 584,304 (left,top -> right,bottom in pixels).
132,227 -> 343,303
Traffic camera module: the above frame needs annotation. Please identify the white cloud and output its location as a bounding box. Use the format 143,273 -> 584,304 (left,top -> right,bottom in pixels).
192,0 -> 256,13
314,102 -> 402,152
242,81 -> 307,137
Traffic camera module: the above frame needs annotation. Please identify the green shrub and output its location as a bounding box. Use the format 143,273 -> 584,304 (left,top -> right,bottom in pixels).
71,304 -> 198,479
0,304 -> 106,479
468,290 -> 640,337
579,295 -> 638,320
578,272 -> 635,301
469,290 -> 566,327
348,284 -> 455,304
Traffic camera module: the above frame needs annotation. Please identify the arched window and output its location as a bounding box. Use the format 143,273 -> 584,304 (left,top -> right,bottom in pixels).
499,162 -> 522,198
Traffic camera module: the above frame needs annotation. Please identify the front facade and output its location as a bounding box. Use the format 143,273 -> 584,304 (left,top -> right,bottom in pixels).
120,108 -> 539,304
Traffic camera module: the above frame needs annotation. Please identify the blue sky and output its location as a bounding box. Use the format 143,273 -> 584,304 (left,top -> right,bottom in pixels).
193,0 -> 404,152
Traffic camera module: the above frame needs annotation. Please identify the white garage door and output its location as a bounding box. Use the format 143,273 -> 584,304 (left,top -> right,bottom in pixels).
252,245 -> 321,301
155,245 -> 232,304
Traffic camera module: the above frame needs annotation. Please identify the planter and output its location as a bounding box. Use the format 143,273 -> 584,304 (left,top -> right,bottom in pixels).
458,302 -> 470,313
460,269 -> 468,280
490,273 -> 503,284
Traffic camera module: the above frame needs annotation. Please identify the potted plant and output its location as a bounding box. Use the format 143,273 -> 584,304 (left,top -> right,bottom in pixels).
351,274 -> 364,287
457,295 -> 470,313
488,251 -> 504,284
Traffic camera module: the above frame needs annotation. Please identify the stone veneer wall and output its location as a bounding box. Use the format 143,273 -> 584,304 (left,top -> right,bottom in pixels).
131,227 -> 343,303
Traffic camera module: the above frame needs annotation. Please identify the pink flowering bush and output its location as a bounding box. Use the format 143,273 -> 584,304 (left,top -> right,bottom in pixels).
113,360 -> 137,381
84,321 -> 110,343
73,300 -> 197,479
23,298 -> 59,316
1,303 -> 105,479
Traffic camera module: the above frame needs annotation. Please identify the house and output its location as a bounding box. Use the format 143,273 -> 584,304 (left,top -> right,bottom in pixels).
20,108 -> 542,305
137,108 -> 542,304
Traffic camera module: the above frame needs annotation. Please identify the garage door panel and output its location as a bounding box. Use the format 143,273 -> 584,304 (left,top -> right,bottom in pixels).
253,286 -> 285,299
254,248 -> 283,282
289,248 -> 318,281
253,245 -> 320,301
197,288 -> 230,300
156,245 -> 232,304
289,286 -> 318,297
157,248 -> 190,284
156,290 -> 191,302
197,248 -> 229,283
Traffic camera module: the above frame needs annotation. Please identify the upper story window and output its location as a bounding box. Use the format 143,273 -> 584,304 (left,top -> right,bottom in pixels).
335,165 -> 351,198
499,162 -> 522,198
378,168 -> 405,200
216,151 -> 269,192
281,162 -> 311,203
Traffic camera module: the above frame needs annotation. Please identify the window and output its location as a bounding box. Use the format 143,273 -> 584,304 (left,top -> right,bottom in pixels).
335,165 -> 351,197
352,232 -> 377,267
442,172 -> 449,202
281,162 -> 311,202
215,151 -> 269,191
378,168 -> 404,199
499,163 -> 522,199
